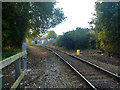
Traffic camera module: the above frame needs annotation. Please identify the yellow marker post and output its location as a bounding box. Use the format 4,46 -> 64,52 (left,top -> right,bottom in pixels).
76,49 -> 80,55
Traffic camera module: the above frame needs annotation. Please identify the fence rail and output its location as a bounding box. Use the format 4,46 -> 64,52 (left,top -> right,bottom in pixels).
0,51 -> 27,69
0,44 -> 27,89
10,69 -> 27,89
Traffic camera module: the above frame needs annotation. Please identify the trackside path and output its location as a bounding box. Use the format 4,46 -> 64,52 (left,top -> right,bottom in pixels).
20,46 -> 90,88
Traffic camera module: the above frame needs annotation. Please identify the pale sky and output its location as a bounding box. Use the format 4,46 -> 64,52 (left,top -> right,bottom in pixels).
49,0 -> 97,35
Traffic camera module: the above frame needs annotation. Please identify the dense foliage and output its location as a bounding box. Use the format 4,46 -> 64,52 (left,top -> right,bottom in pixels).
90,2 -> 120,54
46,30 -> 57,39
28,2 -> 66,38
2,2 -> 66,51
55,28 -> 90,49
2,3 -> 30,51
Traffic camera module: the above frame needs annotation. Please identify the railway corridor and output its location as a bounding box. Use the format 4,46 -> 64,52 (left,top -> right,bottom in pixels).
21,46 -> 90,88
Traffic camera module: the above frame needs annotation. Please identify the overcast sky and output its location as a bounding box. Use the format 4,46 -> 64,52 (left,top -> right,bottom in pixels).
48,0 -> 97,35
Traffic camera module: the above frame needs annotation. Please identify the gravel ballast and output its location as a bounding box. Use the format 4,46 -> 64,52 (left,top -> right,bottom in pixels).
20,46 -> 90,88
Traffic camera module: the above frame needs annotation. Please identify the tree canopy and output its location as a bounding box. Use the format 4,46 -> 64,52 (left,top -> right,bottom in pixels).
2,3 -> 30,51
2,2 -> 66,51
89,2 -> 120,54
46,30 -> 57,39
55,27 -> 90,49
28,2 -> 66,37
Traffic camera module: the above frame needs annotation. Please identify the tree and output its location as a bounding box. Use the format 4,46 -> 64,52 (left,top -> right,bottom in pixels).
46,30 -> 57,39
2,3 -> 30,51
55,27 -> 90,49
90,2 -> 120,54
27,2 -> 66,38
2,2 -> 66,51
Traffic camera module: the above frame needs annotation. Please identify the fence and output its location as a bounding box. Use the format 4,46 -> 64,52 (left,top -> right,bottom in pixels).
0,44 -> 27,89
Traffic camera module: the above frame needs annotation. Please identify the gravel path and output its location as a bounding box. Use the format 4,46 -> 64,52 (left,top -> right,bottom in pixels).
20,46 -> 90,88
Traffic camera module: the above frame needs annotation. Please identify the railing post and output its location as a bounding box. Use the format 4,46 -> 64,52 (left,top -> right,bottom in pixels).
0,74 -> 4,90
15,59 -> 21,80
22,44 -> 27,70
15,58 -> 21,88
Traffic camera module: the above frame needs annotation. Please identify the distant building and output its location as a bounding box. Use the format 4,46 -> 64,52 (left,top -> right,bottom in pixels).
50,38 -> 55,41
37,40 -> 41,44
30,41 -> 35,44
41,39 -> 47,44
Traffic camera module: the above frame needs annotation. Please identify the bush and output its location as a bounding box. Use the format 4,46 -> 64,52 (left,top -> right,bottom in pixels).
2,52 -> 17,60
55,27 -> 90,49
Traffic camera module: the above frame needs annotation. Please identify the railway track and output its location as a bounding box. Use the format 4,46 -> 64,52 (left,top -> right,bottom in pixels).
32,45 -> 120,89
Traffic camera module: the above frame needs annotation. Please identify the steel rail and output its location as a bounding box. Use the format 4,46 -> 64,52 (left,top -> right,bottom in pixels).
45,45 -> 120,82
30,45 -> 120,89
42,46 -> 97,90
